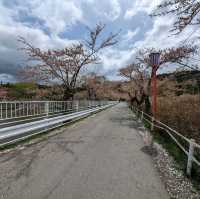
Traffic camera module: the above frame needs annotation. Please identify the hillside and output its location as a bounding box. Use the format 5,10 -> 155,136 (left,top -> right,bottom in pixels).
1,70 -> 200,101
157,70 -> 200,96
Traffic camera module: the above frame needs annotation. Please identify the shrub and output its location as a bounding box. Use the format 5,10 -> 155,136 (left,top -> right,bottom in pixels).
157,94 -> 200,144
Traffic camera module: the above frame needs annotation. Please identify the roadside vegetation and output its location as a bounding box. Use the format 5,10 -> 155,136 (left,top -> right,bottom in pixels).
0,76 -> 125,101
1,0 -> 200,195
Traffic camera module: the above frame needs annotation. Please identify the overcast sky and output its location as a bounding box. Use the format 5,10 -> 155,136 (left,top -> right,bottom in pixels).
0,0 -> 199,83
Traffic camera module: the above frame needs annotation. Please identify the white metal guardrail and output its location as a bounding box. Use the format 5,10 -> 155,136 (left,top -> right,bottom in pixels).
0,100 -> 107,121
0,100 -> 116,147
131,105 -> 200,177
0,100 -> 110,127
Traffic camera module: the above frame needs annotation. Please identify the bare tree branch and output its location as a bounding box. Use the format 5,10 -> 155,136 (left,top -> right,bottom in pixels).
151,0 -> 200,34
18,23 -> 119,100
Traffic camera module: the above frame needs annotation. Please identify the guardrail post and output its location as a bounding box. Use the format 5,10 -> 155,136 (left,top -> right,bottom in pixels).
141,111 -> 144,121
76,101 -> 79,112
151,117 -> 154,131
187,139 -> 195,177
45,101 -> 49,117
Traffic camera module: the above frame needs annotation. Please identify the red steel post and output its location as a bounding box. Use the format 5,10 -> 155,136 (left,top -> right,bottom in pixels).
152,66 -> 157,118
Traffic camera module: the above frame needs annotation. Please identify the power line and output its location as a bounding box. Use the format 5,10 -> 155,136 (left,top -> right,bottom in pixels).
190,57 -> 200,62
179,28 -> 199,45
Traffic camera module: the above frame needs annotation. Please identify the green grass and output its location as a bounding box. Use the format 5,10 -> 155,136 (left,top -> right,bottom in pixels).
130,106 -> 200,191
154,128 -> 200,191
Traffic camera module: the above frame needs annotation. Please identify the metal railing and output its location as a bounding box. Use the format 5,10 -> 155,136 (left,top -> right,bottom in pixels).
0,100 -> 110,127
0,100 -> 107,120
0,100 -> 116,146
131,105 -> 200,177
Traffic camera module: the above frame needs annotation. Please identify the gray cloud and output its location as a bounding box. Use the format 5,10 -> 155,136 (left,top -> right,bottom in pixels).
0,73 -> 16,83
0,0 -> 198,81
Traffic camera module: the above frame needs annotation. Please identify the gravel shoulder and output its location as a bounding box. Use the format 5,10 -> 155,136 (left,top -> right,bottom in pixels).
0,103 -> 169,199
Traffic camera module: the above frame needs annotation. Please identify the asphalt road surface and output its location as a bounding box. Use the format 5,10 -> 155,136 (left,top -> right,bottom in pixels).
0,103 -> 169,199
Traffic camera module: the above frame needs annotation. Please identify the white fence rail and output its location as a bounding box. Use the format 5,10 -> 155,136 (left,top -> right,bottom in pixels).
0,100 -> 106,121
132,106 -> 200,177
0,100 -> 116,146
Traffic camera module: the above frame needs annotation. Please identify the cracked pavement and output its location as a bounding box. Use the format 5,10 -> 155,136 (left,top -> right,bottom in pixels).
0,103 -> 169,199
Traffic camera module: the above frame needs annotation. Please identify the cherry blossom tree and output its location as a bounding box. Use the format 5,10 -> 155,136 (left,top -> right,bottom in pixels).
19,24 -> 119,100
119,45 -> 197,112
151,0 -> 200,34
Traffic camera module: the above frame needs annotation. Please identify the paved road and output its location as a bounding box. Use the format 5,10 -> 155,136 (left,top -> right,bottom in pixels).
0,103 -> 169,199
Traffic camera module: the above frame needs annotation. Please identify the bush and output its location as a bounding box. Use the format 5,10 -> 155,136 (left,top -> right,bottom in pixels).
157,94 -> 200,144
8,82 -> 37,100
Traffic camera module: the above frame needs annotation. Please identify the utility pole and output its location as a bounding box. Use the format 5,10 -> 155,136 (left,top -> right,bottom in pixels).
149,52 -> 160,118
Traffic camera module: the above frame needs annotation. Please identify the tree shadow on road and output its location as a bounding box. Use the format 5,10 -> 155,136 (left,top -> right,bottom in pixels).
110,113 -> 144,130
